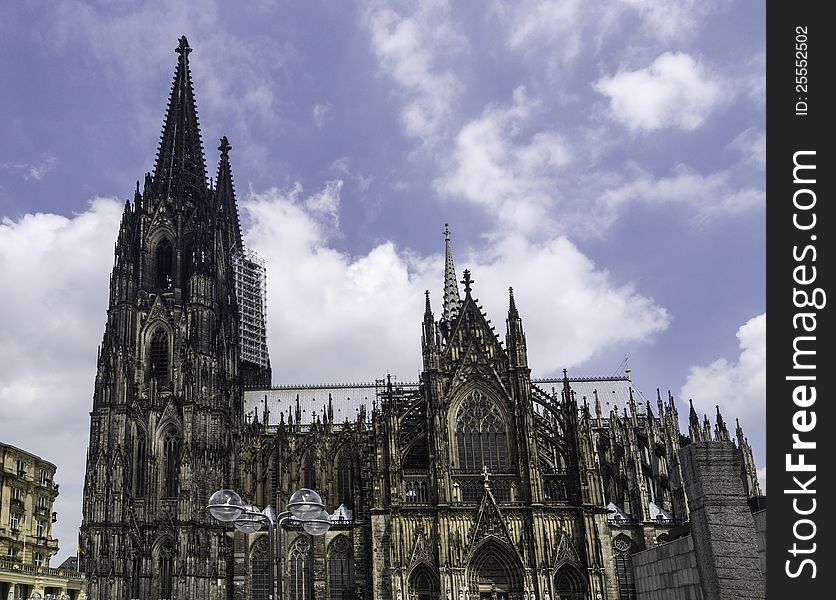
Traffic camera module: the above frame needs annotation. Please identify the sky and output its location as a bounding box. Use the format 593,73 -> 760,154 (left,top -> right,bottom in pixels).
0,0 -> 764,566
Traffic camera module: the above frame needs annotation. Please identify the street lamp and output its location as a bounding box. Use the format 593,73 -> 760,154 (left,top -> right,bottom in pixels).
207,488 -> 331,600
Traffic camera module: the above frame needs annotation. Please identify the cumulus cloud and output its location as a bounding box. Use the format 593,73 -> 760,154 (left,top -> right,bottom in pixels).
0,198 -> 122,566
595,52 -> 723,132
620,0 -> 725,41
728,127 -> 766,170
363,0 -> 465,142
680,313 -> 766,467
436,87 -> 572,234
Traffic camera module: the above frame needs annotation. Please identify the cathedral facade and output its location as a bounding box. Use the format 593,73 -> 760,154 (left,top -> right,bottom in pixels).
81,38 -> 762,600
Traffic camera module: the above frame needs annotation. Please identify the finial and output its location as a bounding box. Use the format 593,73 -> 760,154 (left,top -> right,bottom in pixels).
176,36 -> 192,56
444,223 -> 450,242
482,464 -> 491,487
219,136 -> 231,158
462,269 -> 473,294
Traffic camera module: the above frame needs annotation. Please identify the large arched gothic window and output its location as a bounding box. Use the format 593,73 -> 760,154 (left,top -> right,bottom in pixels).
158,541 -> 174,600
149,329 -> 170,386
289,538 -> 313,600
133,432 -> 146,497
154,238 -> 174,289
455,392 -> 508,471
250,537 -> 270,600
328,536 -> 353,600
336,448 -> 353,510
163,429 -> 181,498
613,535 -> 637,600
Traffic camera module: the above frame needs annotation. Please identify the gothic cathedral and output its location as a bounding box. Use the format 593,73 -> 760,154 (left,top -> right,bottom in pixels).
81,38 -> 762,600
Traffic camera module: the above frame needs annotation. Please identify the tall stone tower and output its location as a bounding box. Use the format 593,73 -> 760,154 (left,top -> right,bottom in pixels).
81,36 -> 244,600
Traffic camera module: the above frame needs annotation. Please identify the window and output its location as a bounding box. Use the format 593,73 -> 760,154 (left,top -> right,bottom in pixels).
289,538 -> 313,600
328,537 -> 353,600
40,469 -> 49,486
38,496 -> 47,509
455,391 -> 508,471
37,520 -> 46,537
11,487 -> 22,501
7,547 -> 16,558
134,433 -> 147,497
303,452 -> 317,490
16,459 -> 26,476
250,537 -> 270,600
163,430 -> 180,498
33,552 -> 44,567
149,329 -> 170,385
10,513 -> 20,529
336,449 -> 353,510
131,553 -> 143,599
158,541 -> 174,600
613,535 -> 637,600
154,239 -> 174,289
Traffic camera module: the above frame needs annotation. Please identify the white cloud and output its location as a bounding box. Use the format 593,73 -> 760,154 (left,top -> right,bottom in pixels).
680,313 -> 766,466
493,0 -> 589,64
595,52 -> 723,132
0,198 -> 122,566
1,155 -> 58,181
312,102 -> 331,129
436,87 -> 572,234
620,0 -> 725,41
601,163 -> 764,225
757,467 -> 766,494
728,128 -> 766,170
363,0 -> 465,141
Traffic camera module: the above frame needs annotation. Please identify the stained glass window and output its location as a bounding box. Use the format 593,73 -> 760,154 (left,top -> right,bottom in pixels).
455,392 -> 508,471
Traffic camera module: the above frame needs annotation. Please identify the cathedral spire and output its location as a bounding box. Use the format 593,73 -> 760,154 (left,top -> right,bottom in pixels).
214,136 -> 243,251
506,287 -> 528,367
442,224 -> 461,322
153,36 -> 208,203
689,399 -> 702,442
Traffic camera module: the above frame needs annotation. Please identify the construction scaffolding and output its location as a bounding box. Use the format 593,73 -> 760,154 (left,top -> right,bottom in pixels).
232,247 -> 270,369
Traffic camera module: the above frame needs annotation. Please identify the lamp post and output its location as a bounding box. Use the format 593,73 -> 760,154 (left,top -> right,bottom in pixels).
207,488 -> 331,600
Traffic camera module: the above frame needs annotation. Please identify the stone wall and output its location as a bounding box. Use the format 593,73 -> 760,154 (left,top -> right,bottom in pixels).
633,535 -> 703,600
753,509 -> 766,576
680,441 -> 765,599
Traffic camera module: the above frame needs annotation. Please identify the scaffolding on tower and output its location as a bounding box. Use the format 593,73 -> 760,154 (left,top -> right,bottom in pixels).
233,247 -> 271,384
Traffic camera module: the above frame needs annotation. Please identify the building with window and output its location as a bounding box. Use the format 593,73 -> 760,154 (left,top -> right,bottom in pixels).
80,37 -> 764,600
0,443 -> 85,599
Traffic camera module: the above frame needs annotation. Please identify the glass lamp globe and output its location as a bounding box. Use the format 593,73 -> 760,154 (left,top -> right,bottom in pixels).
207,489 -> 244,522
302,510 -> 332,536
288,488 -> 324,520
234,505 -> 264,534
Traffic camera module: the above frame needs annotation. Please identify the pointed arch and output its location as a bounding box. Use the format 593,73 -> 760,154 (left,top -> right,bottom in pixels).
132,422 -> 147,497
335,445 -> 353,510
153,536 -> 175,600
289,536 -> 313,600
452,389 -> 510,472
161,427 -> 181,498
612,534 -> 637,600
328,535 -> 354,600
554,563 -> 587,600
301,449 -> 317,491
153,237 -> 175,289
250,536 -> 270,600
148,326 -> 171,386
467,537 -> 524,598
408,562 -> 438,600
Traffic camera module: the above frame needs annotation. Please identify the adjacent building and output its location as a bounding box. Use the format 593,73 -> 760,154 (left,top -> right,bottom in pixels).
0,443 -> 84,599
80,36 -> 764,600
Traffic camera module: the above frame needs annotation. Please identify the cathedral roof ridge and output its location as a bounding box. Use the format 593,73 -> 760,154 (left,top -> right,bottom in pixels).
254,380 -> 420,391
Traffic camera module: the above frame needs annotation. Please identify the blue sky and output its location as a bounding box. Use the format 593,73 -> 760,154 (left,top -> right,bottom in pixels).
0,0 -> 764,564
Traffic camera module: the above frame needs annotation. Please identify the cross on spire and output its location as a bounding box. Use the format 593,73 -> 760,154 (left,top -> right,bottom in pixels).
482,464 -> 491,487
462,269 -> 473,295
